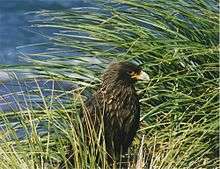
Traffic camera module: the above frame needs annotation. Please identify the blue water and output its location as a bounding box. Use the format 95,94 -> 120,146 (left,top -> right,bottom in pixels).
0,0 -> 88,65
0,1 -> 92,139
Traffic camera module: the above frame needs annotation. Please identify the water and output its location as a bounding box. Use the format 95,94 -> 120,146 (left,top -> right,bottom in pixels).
0,0 -> 91,138
0,0 -> 91,108
0,0 -> 88,65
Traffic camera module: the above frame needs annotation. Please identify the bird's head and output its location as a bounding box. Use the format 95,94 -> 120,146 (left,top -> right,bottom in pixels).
102,61 -> 150,84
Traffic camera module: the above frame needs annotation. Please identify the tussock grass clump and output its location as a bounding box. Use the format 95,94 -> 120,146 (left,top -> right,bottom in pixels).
0,0 -> 219,168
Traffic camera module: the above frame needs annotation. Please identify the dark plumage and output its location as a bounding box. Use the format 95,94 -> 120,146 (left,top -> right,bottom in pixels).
84,61 -> 149,162
60,62 -> 149,168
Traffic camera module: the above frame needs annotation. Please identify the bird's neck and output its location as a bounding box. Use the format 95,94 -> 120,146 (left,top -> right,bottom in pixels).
99,81 -> 136,105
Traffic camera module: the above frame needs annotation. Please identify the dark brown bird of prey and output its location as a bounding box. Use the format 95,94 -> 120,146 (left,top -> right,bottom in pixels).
84,61 -> 149,163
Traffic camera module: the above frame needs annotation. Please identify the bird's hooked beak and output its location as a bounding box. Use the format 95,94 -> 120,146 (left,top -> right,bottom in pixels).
137,71 -> 150,81
131,70 -> 150,81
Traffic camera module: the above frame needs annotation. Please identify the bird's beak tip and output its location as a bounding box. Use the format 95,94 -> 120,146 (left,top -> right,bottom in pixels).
139,71 -> 150,81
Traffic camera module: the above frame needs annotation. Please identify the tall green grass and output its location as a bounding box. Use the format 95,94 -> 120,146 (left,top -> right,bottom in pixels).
0,0 -> 219,168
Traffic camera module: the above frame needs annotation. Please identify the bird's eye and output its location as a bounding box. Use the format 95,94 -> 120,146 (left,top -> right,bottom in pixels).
129,71 -> 136,76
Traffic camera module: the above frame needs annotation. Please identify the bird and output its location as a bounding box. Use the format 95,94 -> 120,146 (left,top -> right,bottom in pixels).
83,61 -> 150,165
